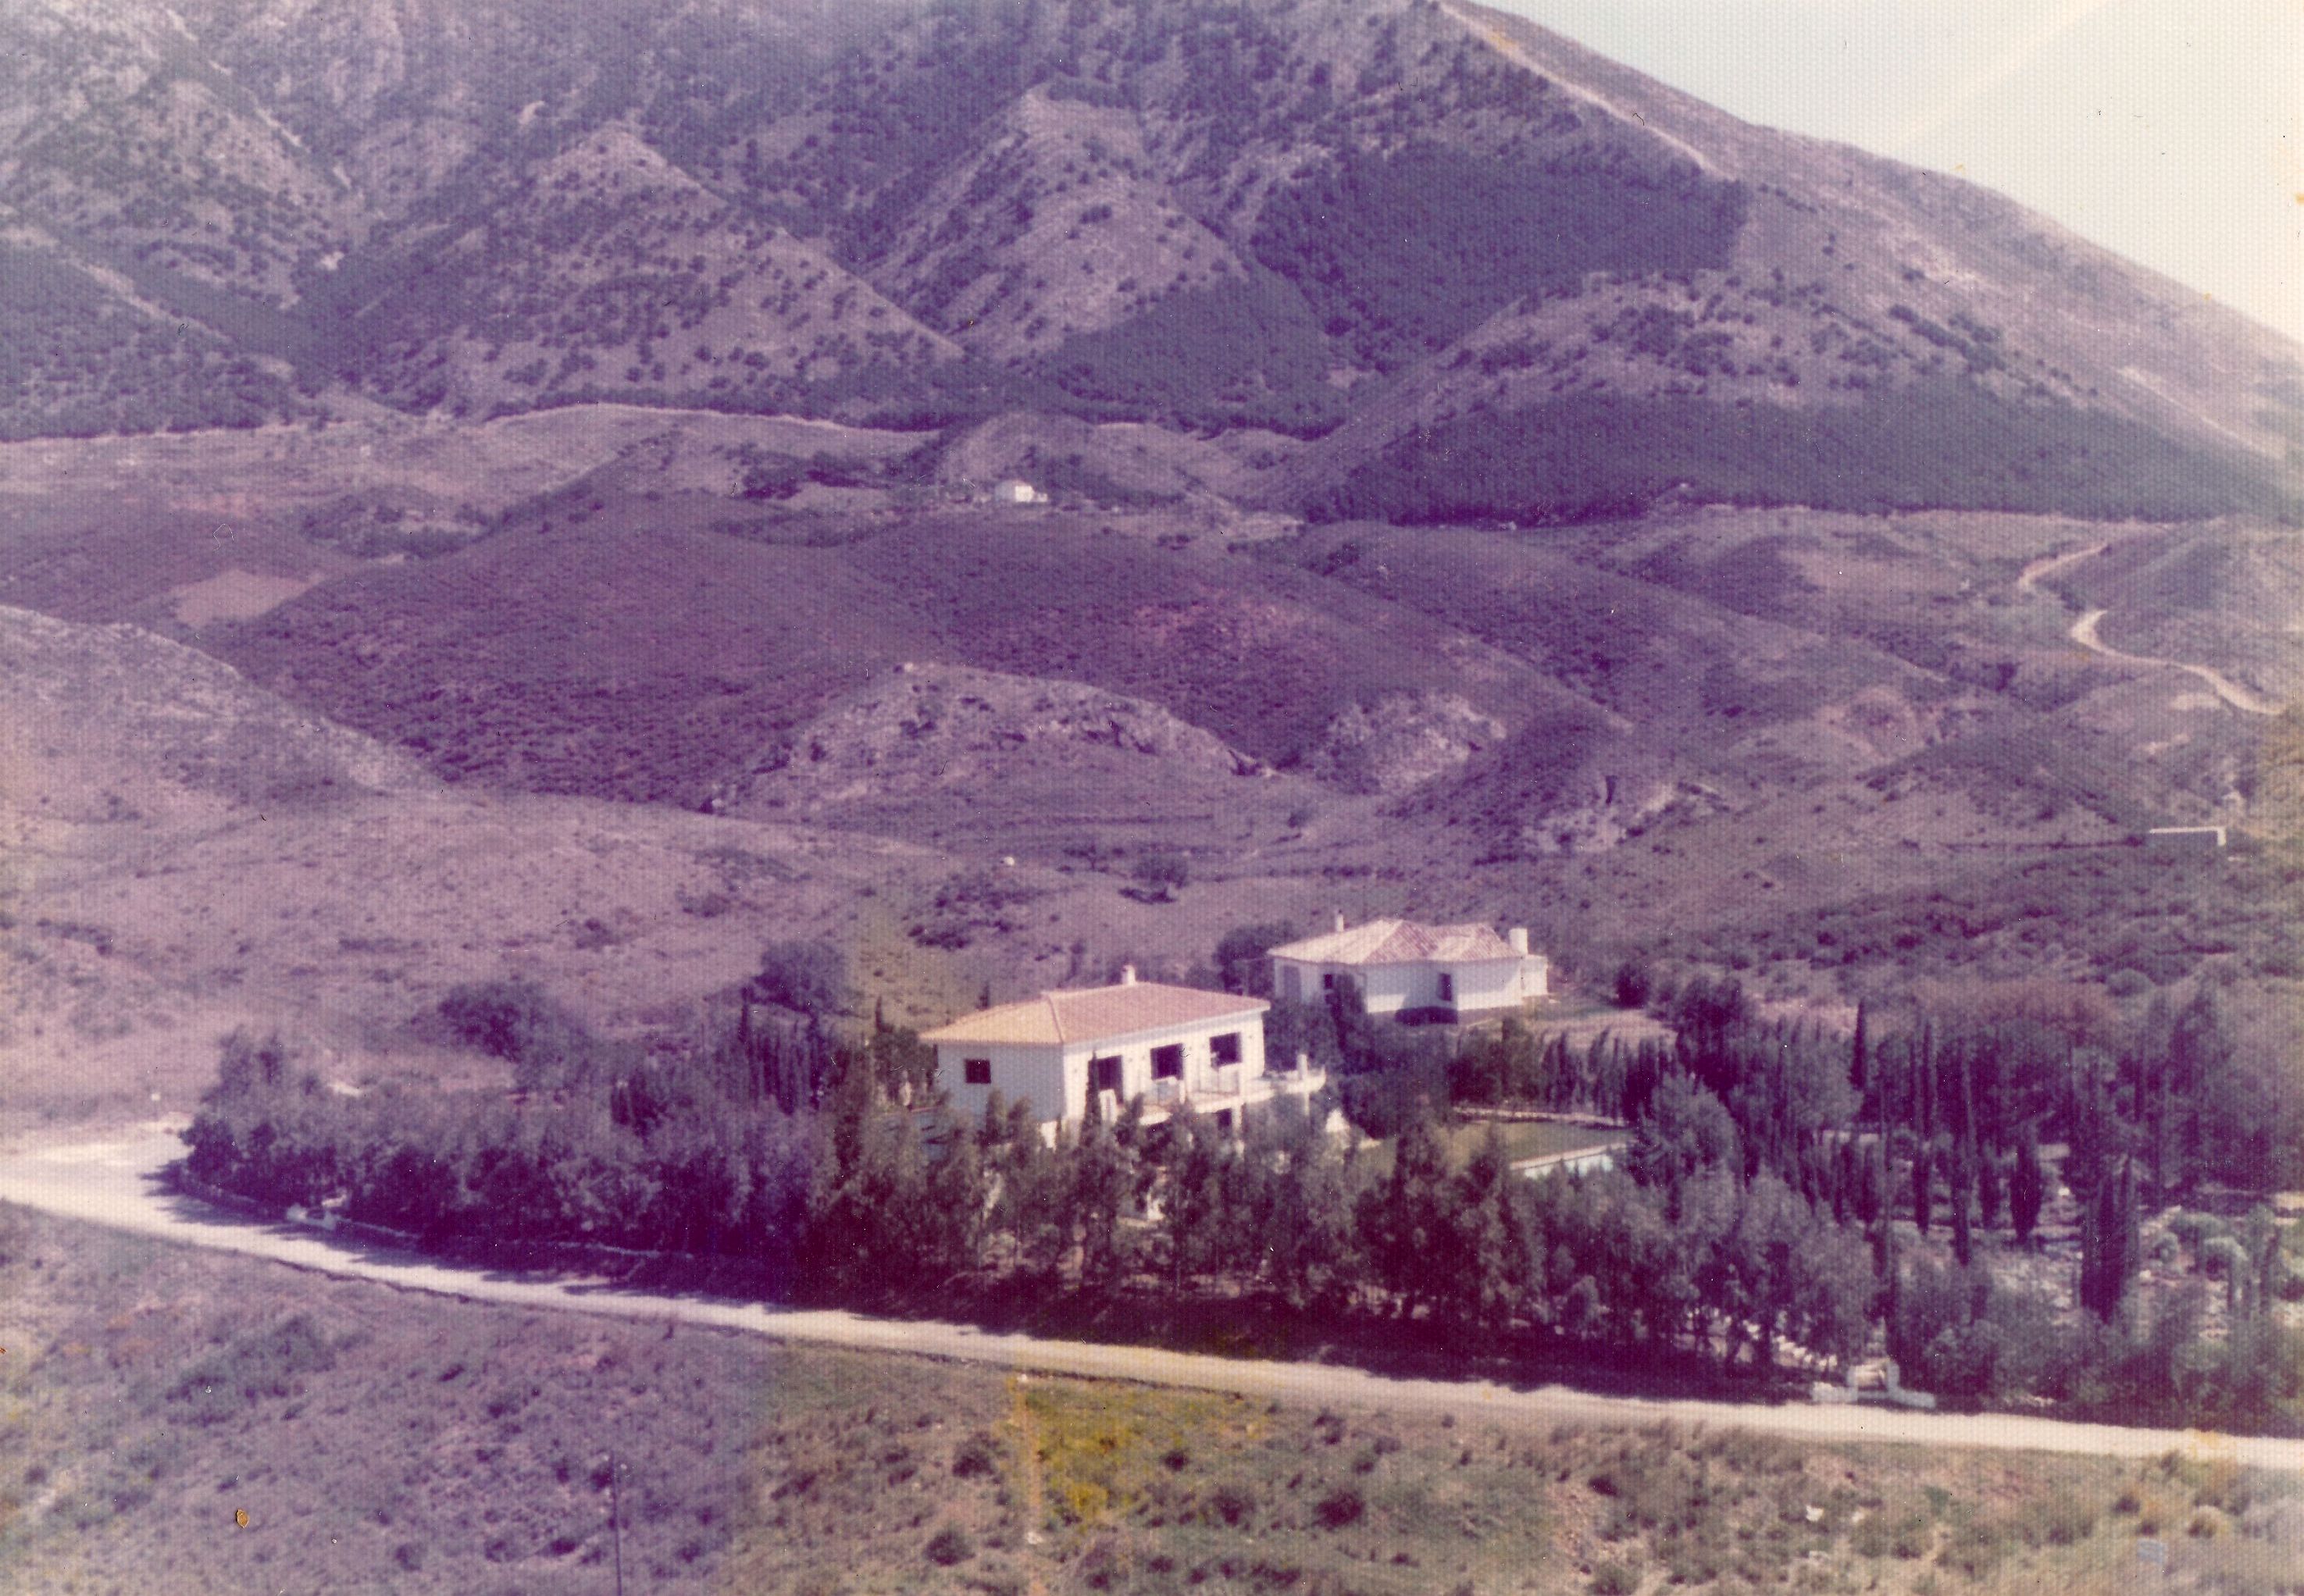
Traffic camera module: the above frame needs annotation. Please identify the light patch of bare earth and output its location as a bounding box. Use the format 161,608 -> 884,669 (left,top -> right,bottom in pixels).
166,567 -> 319,626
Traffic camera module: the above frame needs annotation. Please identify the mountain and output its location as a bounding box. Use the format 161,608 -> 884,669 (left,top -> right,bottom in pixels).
0,0 -> 2296,1089
2,0 -> 2298,509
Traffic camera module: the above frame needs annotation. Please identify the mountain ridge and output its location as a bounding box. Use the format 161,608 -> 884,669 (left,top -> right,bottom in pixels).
0,0 -> 2293,525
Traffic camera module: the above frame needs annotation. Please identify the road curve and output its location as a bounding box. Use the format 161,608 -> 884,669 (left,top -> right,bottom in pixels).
2015,542 -> 2108,595
4,1129 -> 2297,1471
2069,608 -> 2283,715
2014,540 -> 2282,715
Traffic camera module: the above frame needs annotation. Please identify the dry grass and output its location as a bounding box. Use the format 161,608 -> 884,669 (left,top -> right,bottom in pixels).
4,1202 -> 2299,1594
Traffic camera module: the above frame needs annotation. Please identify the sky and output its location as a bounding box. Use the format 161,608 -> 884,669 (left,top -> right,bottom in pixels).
1489,0 -> 2304,347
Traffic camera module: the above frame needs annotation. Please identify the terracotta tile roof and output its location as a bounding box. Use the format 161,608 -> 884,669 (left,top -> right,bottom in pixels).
922,981 -> 1267,1048
1268,918 -> 1522,966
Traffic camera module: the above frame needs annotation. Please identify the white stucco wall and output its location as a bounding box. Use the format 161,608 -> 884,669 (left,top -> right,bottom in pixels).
937,1014 -> 1264,1133
1273,955 -> 1550,1015
938,1040 -> 1072,1129
1445,958 -> 1522,1013
1274,959 -> 1421,1014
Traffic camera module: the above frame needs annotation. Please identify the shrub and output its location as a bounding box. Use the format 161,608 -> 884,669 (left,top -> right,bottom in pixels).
435,979 -> 596,1090
1129,850 -> 1189,902
952,1432 -> 999,1479
1205,1483 -> 1256,1527
1590,1562 -> 1638,1596
166,1315 -> 338,1427
752,941 -> 850,1018
925,1524 -> 975,1566
1314,1487 -> 1364,1528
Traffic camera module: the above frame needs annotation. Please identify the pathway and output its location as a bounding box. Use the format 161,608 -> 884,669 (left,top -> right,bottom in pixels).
2,1129 -> 2295,1471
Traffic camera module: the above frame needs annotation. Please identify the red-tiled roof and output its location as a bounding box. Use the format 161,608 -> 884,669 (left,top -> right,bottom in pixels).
1268,918 -> 1523,966
922,981 -> 1266,1047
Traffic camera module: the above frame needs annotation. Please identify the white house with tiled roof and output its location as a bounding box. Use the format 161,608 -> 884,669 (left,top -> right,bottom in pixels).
1268,914 -> 1547,1020
922,967 -> 1319,1137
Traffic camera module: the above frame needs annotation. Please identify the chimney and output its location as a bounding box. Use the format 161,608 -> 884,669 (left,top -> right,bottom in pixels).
1119,964 -> 1137,986
1508,927 -> 1529,955
1332,909 -> 1346,933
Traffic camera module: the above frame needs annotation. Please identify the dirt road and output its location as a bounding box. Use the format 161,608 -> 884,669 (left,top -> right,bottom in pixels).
2015,542 -> 2108,595
3,1128 -> 2297,1471
2017,540 -> 2283,714
2067,607 -> 2284,715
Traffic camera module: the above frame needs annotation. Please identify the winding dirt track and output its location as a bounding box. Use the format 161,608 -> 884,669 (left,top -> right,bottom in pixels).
2067,607 -> 2284,715
2018,540 -> 2283,714
4,1129 -> 2297,1470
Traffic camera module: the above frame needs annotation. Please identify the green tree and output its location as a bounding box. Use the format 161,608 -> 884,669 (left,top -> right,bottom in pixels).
1159,1108 -> 1228,1290
1246,1098 -> 1361,1309
1622,1074 -> 1739,1217
2078,1157 -> 2139,1324
1214,922 -> 1295,997
753,940 -> 851,1020
1360,1107 -> 1454,1320
1129,850 -> 1189,902
1072,1090 -> 1135,1288
1442,1128 -> 1534,1331
2009,1131 -> 2046,1245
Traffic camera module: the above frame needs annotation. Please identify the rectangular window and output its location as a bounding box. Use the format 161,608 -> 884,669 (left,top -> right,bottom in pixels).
1090,1056 -> 1123,1093
1151,1043 -> 1184,1079
1436,972 -> 1454,1003
1322,971 -> 1336,992
1209,1032 -> 1242,1066
963,1058 -> 992,1086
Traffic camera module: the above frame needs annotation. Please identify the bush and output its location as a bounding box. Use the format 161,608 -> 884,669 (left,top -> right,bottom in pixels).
166,1315 -> 338,1427
1314,1487 -> 1364,1528
925,1524 -> 974,1566
435,979 -> 596,1090
1590,1562 -> 1638,1596
1205,1483 -> 1256,1527
952,1432 -> 999,1479
752,941 -> 850,1019
1129,850 -> 1189,902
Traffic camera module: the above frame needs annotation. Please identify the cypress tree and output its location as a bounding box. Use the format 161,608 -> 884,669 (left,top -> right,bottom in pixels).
1949,1143 -> 1974,1267
2009,1131 -> 2045,1245
2078,1156 -> 2138,1323
1977,1145 -> 2005,1229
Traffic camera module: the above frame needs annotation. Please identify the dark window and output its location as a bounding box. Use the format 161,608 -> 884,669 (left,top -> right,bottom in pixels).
1214,1109 -> 1234,1131
1209,1032 -> 1242,1066
1151,1043 -> 1184,1079
1090,1056 -> 1122,1093
1436,972 -> 1454,1003
1322,971 -> 1336,992
963,1058 -> 992,1086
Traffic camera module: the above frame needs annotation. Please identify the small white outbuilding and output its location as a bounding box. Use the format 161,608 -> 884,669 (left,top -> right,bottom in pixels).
1268,914 -> 1548,1020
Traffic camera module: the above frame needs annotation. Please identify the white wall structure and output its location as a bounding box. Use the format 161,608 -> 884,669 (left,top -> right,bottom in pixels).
1268,916 -> 1549,1020
923,968 -> 1321,1138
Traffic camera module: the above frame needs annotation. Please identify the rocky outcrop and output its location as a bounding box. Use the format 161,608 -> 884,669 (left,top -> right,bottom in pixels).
1306,692 -> 1504,796
720,663 -> 1261,812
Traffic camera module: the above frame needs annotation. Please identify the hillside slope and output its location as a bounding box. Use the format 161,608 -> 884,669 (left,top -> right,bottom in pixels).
0,0 -> 2292,529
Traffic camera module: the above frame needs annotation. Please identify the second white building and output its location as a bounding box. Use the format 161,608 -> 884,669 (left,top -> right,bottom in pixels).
1268,914 -> 1548,1020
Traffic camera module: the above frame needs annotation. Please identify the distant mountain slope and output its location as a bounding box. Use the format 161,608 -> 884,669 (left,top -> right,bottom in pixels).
205,505 -> 1592,805
0,603 -> 427,816
2,0 -> 2294,524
